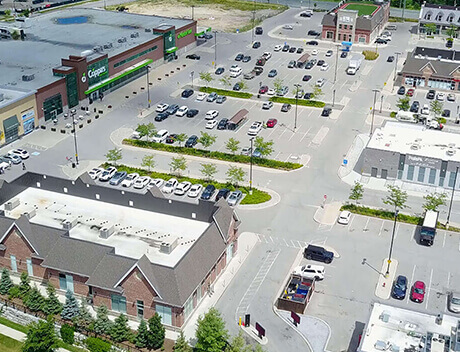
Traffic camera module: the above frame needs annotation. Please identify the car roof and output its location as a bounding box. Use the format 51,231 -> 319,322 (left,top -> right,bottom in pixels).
304,264 -> 324,270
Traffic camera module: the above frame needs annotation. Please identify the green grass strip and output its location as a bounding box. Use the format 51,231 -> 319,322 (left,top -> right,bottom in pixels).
0,333 -> 22,352
0,317 -> 28,334
199,87 -> 252,99
269,96 -> 325,108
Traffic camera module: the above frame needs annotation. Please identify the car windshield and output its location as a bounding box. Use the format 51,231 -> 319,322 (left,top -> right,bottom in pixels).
414,288 -> 424,294
452,297 -> 460,305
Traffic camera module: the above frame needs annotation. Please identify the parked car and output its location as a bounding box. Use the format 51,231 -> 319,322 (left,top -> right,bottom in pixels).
289,47 -> 297,53
392,275 -> 408,299
248,121 -> 263,136
262,52 -> 272,60
442,109 -> 451,118
176,106 -> 188,117
304,245 -> 334,264
242,55 -> 251,63
306,40 -> 318,45
233,83 -> 241,91
187,109 -> 199,118
152,129 -> 169,143
174,181 -> 192,196
149,178 -> 164,189
217,118 -> 229,130
426,89 -> 436,99
304,92 -> 313,100
110,171 -> 128,186
227,190 -> 243,206
274,44 -> 282,52
262,101 -> 274,110
321,63 -> 329,71
255,26 -> 263,35
276,86 -> 289,96
410,101 -> 420,113
421,104 -> 430,115
283,24 -> 293,30
266,118 -> 277,128
397,86 -> 406,95
201,184 -> 216,200
375,38 -> 387,44
244,71 -> 256,80
207,92 -> 218,102
288,60 -> 296,68
308,30 -> 320,36
325,50 -> 333,57
216,96 -> 227,104
216,188 -> 231,201
155,112 -> 169,121
2,154 -> 21,164
205,120 -> 218,129
317,59 -> 325,66
215,67 -> 225,75
185,135 -> 198,147
99,167 -> 117,182
268,69 -> 278,77
267,88 -> 276,95
448,291 -> 460,313
197,92 -> 208,101
162,178 -> 179,193
410,281 -> 426,303
437,92 -> 445,101
293,264 -> 325,280
387,56 -> 395,62
252,41 -> 261,49
205,110 -> 219,120
316,78 -> 325,87
321,107 -> 332,117
165,134 -> 177,144
297,47 -> 304,54
407,88 -> 415,97
166,104 -> 179,115
282,44 -> 290,52
340,51 -> 348,58
252,148 -> 262,158
88,167 -> 104,180
281,103 -> 292,112
181,89 -> 194,98
133,176 -> 151,189
448,93 -> 456,102
121,173 -> 139,187
188,184 -> 203,198
303,75 -> 312,82
337,210 -> 351,224
253,67 -> 263,75
235,53 -> 244,61
156,103 -> 169,112
186,54 -> 200,60
9,148 -> 29,159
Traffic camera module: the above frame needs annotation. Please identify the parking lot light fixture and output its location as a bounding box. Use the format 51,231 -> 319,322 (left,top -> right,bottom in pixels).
214,31 -> 217,68
334,44 -> 340,84
392,52 -> 402,92
70,110 -> 79,166
446,166 -> 459,229
332,89 -> 336,107
371,89 -> 379,136
386,209 -> 399,276
146,65 -> 151,109
249,137 -> 254,194
294,84 -> 301,131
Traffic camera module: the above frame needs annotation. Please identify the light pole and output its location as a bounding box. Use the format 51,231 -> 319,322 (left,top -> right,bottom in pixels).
191,71 -> 194,89
393,52 -> 402,92
380,94 -> 384,113
191,5 -> 194,20
457,105 -> 459,124
332,89 -> 336,107
371,89 -> 379,136
249,137 -> 254,194
446,166 -> 459,229
146,65 -> 151,108
251,1 -> 256,44
214,31 -> 217,68
334,44 -> 340,84
294,83 -> 301,130
71,109 -> 79,166
386,209 -> 399,276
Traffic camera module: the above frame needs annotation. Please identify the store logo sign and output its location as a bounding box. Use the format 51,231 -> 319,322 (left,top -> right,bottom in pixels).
177,29 -> 192,39
88,66 -> 107,79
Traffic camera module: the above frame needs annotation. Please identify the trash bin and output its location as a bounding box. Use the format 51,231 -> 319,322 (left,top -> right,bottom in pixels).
257,94 -> 261,99
72,163 -> 76,169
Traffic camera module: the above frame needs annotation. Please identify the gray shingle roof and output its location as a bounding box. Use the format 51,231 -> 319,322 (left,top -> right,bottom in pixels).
86,253 -> 136,292
402,56 -> 460,79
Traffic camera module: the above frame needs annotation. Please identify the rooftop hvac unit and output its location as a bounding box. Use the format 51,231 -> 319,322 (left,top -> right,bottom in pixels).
447,148 -> 456,156
410,143 -> 421,150
159,237 -> 178,254
22,208 -> 36,220
22,74 -> 35,81
99,225 -> 114,239
145,28 -> 151,32
93,45 -> 103,52
103,42 -> 113,49
117,37 -> 127,43
130,32 -> 139,38
62,218 -> 77,230
0,93 -> 4,102
5,198 -> 20,211
80,50 -> 93,57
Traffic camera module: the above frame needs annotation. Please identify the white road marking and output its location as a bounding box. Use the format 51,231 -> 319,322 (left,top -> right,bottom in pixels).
394,223 -> 400,240
300,126 -> 312,142
348,215 -> 355,230
278,127 -> 288,140
363,218 -> 370,232
407,264 -> 417,304
288,131 -> 296,141
447,271 -> 451,289
425,268 -> 434,310
443,232 -> 447,248
378,221 -> 385,236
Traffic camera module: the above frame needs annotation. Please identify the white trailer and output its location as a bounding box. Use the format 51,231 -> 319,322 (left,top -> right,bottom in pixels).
347,55 -> 363,75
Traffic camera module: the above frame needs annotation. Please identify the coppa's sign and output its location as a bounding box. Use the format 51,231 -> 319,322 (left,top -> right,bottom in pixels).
177,28 -> 192,39
88,66 -> 107,79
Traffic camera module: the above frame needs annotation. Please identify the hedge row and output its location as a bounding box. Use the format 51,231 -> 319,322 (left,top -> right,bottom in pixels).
269,96 -> 326,108
199,87 -> 253,99
123,139 -> 303,170
105,163 -> 271,205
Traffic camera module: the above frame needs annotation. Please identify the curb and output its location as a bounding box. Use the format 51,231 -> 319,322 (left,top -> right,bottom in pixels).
239,187 -> 281,210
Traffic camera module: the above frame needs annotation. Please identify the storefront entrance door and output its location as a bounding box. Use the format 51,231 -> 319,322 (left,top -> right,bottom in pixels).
2,115 -> 19,144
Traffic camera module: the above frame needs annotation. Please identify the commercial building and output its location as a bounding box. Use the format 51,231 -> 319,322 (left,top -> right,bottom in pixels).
359,303 -> 460,351
0,172 -> 240,328
418,2 -> 460,36
356,121 -> 460,189
0,8 -> 198,126
321,1 -> 390,44
400,46 -> 460,91
0,86 -> 38,145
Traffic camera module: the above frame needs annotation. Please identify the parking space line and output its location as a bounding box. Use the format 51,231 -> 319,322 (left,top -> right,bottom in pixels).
300,127 -> 312,143
407,264 -> 416,304
378,221 -> 384,236
290,240 -> 296,247
285,154 -> 292,162
297,240 -> 302,248
443,232 -> 447,248
425,268 -> 434,310
278,128 -> 288,140
288,131 -> 296,141
275,151 -> 281,159
348,215 -> 355,230
447,271 -> 451,289
363,218 -> 370,232
283,238 -> 289,246
394,223 -> 400,240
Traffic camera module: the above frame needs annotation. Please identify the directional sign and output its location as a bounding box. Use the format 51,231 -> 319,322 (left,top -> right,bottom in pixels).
343,159 -> 348,165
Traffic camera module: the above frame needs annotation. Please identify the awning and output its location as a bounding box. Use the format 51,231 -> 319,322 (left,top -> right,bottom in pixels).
85,59 -> 153,95
166,46 -> 178,53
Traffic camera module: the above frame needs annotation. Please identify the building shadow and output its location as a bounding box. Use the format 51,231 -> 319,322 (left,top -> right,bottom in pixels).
347,321 -> 365,352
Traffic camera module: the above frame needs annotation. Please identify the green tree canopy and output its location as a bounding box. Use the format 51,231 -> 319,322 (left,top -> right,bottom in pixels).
148,313 -> 165,350
195,308 -> 229,352
170,155 -> 188,175
135,319 -> 149,349
396,96 -> 410,111
141,154 -> 156,171
349,181 -> 364,204
383,185 -> 408,212
200,163 -> 218,181
25,286 -> 44,312
226,166 -> 246,186
105,148 -> 122,165
0,268 -> 13,295
19,272 -> 31,299
199,72 -> 213,87
22,317 -> 58,352
423,192 -> 447,212
199,132 -> 217,150
254,137 -> 274,158
110,314 -> 130,343
173,331 -> 192,352
94,305 -> 112,336
43,283 -> 63,316
225,138 -> 240,154
61,290 -> 79,321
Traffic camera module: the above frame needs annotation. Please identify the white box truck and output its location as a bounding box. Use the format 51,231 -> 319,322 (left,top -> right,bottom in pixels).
420,210 -> 438,246
347,55 -> 363,75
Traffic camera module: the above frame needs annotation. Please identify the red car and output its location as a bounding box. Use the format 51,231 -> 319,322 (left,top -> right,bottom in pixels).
407,88 -> 415,97
410,281 -> 425,303
259,85 -> 268,94
266,118 -> 277,128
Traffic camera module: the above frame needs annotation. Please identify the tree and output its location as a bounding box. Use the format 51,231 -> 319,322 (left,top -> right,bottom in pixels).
199,132 -> 217,150
425,23 -> 437,35
311,85 -> 324,100
148,313 -> 165,350
141,154 -> 156,171
446,24 -> 457,39
23,9 -> 30,17
22,317 -> 58,352
11,30 -> 20,40
135,319 -> 149,348
19,272 -> 31,299
423,192 -> 447,212
236,80 -> 248,91
195,307 -> 229,352
200,163 -> 218,181
75,297 -> 94,331
254,136 -> 274,158
226,331 -> 252,352
430,100 -> 443,116
169,155 -> 188,175
0,268 -> 13,295
199,72 -> 213,87
25,286 -> 44,312
105,148 -> 122,165
94,305 -> 112,336
396,96 -> 410,111
61,290 -> 79,321
136,124 -> 150,139
349,181 -> 364,204
226,166 -> 246,186
173,331 -> 192,352
219,75 -> 232,88
145,122 -> 157,141
383,185 -> 408,212
273,78 -> 284,92
110,314 -> 130,343
5,9 -> 11,17
43,283 -> 63,316
225,138 -> 240,154
175,133 -> 188,147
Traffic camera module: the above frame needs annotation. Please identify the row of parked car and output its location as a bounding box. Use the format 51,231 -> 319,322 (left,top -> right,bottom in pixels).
0,148 -> 29,170
88,167 -> 243,206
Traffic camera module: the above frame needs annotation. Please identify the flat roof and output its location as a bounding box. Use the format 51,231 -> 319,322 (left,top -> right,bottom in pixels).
360,303 -> 459,352
367,121 -> 460,162
1,187 -> 209,268
0,7 -> 193,90
0,85 -> 36,109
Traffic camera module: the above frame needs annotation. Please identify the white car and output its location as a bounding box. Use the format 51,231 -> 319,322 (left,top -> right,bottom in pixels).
283,24 -> 293,30
274,44 -> 283,52
447,93 -> 456,102
421,104 -> 430,115
436,92 -> 445,101
316,78 -> 325,87
337,210 -> 351,225
152,129 -> 169,143
133,176 -> 151,189
293,264 -> 325,280
262,101 -> 273,110
9,148 -> 29,159
149,178 -> 164,188
188,184 -> 203,198
206,120 -> 218,129
156,103 -> 169,112
121,173 -> 139,187
325,50 -> 333,57
88,167 -> 104,180
174,181 -> 192,195
99,167 -> 117,181
311,49 -> 318,55
267,88 -> 276,96
205,110 -> 219,120
248,121 -> 263,136
262,52 -> 272,60
162,178 -> 178,193
176,106 -> 188,117
196,92 -> 207,101
320,63 -> 329,71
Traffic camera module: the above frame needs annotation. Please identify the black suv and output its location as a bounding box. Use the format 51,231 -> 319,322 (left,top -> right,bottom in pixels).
255,27 -> 263,35
235,53 -> 244,61
410,101 -> 420,113
304,245 -> 334,264
186,109 -> 199,118
181,89 -> 194,98
166,104 -> 179,115
217,118 -> 228,130
252,41 -> 261,49
308,30 -> 320,36
201,185 -> 216,200
185,135 -> 198,147
155,112 -> 169,121
215,188 -> 230,201
426,89 -> 436,99
282,44 -> 290,52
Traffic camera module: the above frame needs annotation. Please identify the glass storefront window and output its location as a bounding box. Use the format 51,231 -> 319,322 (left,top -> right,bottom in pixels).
43,94 -> 63,121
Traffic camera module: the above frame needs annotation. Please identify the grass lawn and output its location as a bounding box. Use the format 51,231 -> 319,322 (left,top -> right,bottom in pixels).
0,333 -> 22,352
344,3 -> 378,16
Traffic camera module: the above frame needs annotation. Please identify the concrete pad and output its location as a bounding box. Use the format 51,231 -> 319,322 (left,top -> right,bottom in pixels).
375,258 -> 399,300
240,325 -> 268,345
313,202 -> 341,226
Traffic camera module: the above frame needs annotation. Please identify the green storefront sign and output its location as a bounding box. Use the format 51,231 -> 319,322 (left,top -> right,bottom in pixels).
177,28 -> 192,39
83,58 -> 109,86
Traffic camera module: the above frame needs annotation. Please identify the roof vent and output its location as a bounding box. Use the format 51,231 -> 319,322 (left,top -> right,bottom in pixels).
93,45 -> 103,52
117,37 -> 127,43
100,225 -> 115,239
5,198 -> 20,211
447,148 -> 456,156
62,218 -> 77,230
130,32 -> 139,38
437,55 -> 442,60
411,143 -> 421,150
22,208 -> 36,220
159,237 -> 178,254
103,42 -> 113,49
22,74 -> 35,81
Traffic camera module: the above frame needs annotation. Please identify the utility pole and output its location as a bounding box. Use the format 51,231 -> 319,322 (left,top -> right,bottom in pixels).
371,89 -> 379,136
380,94 -> 384,113
334,44 -> 340,84
332,89 -> 336,107
446,166 -> 459,229
146,66 -> 151,108
386,209 -> 399,276
251,0 -> 256,44
402,0 -> 406,20
191,71 -> 194,89
249,137 -> 254,194
214,31 -> 217,68
70,109 -> 79,166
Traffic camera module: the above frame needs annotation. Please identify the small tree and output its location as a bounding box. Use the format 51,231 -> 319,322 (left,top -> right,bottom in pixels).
254,136 -> 274,158
105,148 -> 122,165
76,297 -> 94,331
173,331 -> 192,352
43,283 -> 63,316
22,317 -> 58,352
170,155 -> 188,175
25,286 -> 45,312
61,290 -> 80,321
195,307 -> 229,352
135,319 -> 149,349
148,313 -> 165,350
5,9 -> 11,17
226,166 -> 246,186
175,133 -> 188,147
273,78 -> 284,92
236,80 -> 248,91
425,23 -> 437,35
423,192 -> 447,212
135,124 -> 149,139
225,138 -> 240,154
0,268 -> 13,295
219,75 -> 232,88
396,96 -> 410,111
227,331 -> 252,352
19,271 -> 31,299
146,122 -> 157,141
199,132 -> 217,150
383,185 -> 408,213
200,163 -> 218,181
311,85 -> 324,100
60,324 -> 75,345
110,314 -> 130,343
141,154 -> 156,171
199,72 -> 213,88
94,305 -> 112,336
430,100 -> 443,116
446,24 -> 457,39
11,30 -> 20,40
349,181 -> 364,204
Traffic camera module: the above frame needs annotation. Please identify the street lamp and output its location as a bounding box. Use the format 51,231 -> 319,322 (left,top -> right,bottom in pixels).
393,52 -> 402,92
70,109 -> 79,166
251,1 -> 256,44
214,31 -> 217,68
371,89 -> 379,136
380,94 -> 384,113
191,5 -> 195,20
294,83 -> 301,131
191,71 -> 194,89
446,166 -> 459,229
332,89 -> 336,107
249,137 -> 254,194
146,65 -> 151,109
334,44 -> 340,84
386,209 -> 399,276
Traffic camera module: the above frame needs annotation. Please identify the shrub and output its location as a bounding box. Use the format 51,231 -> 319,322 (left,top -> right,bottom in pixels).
85,337 -> 112,352
199,86 -> 252,99
60,324 -> 75,345
362,50 -> 379,60
439,117 -> 447,124
240,188 -> 272,205
268,96 -> 325,108
8,285 -> 20,299
390,111 -> 397,118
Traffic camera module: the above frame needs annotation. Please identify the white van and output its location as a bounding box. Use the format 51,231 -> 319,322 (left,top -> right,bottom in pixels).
230,66 -> 242,78
396,111 -> 418,123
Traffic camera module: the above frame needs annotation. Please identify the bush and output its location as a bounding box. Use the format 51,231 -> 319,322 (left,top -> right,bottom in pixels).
362,50 -> 379,60
85,337 -> 112,352
199,86 -> 252,99
439,117 -> 447,124
269,96 -> 325,108
240,188 -> 271,205
123,139 -> 302,171
390,111 -> 397,118
60,324 -> 75,345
